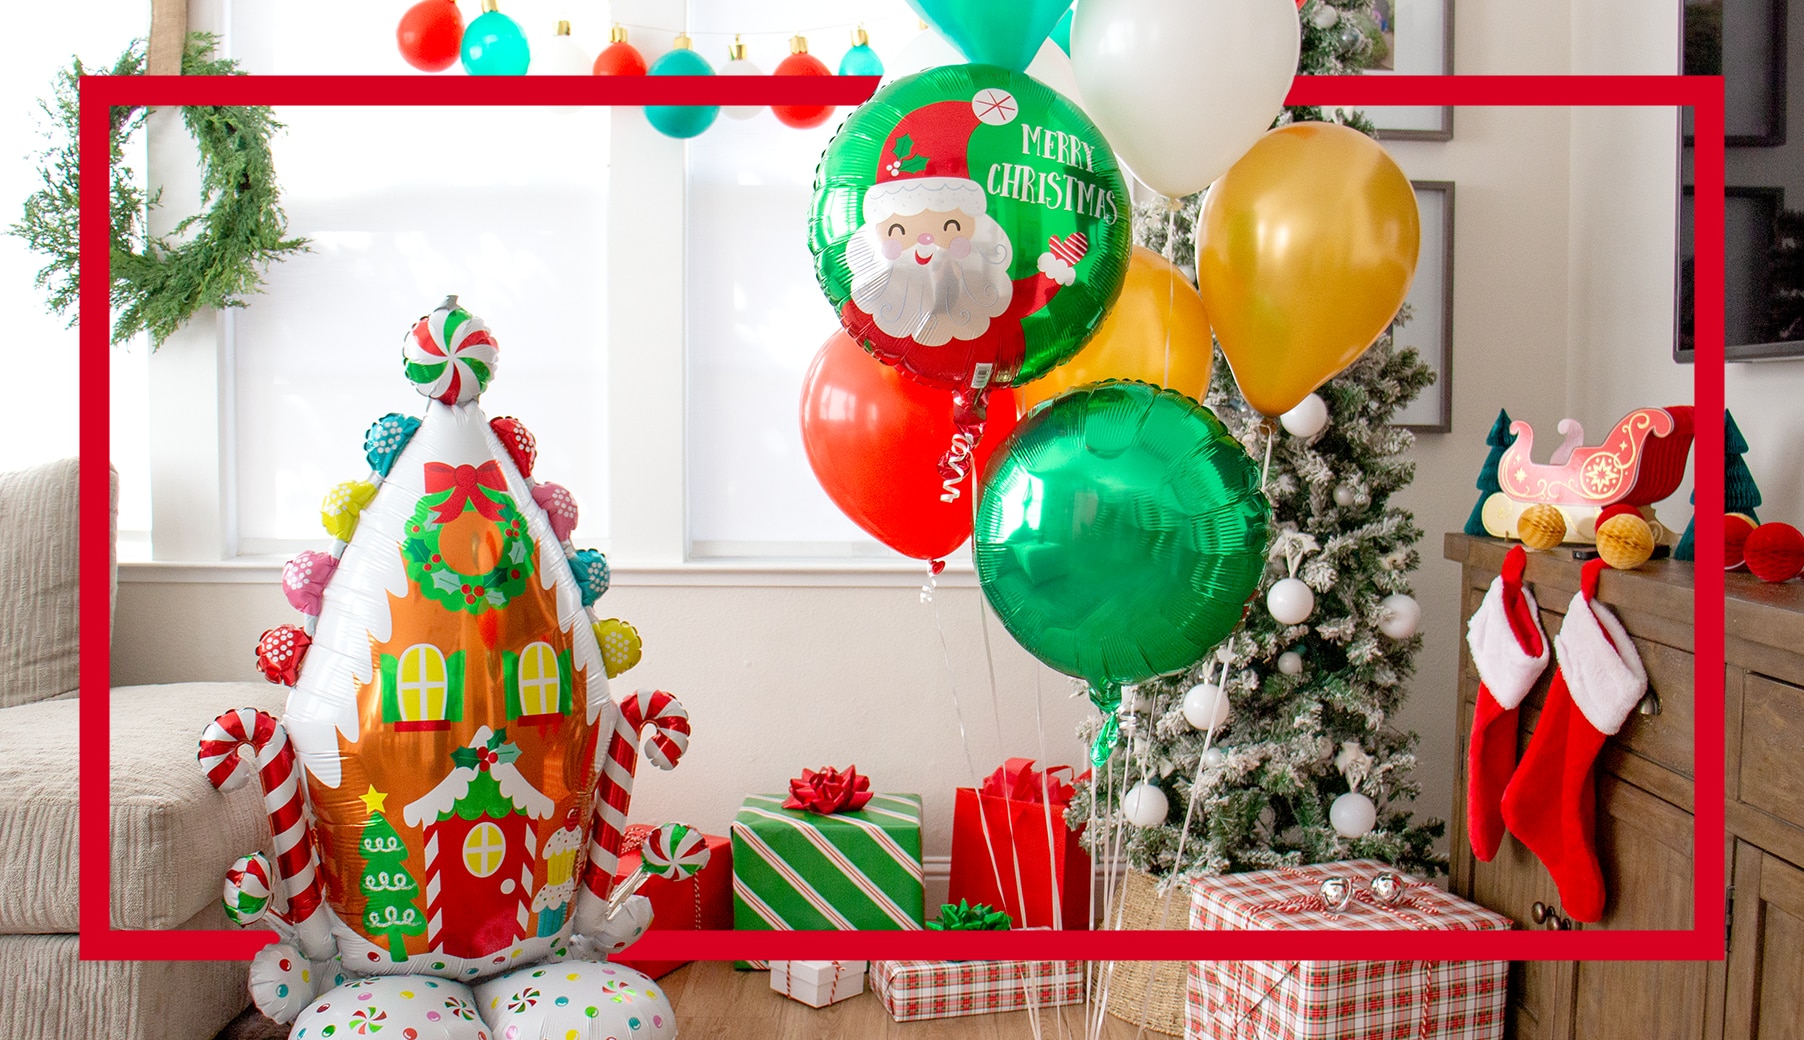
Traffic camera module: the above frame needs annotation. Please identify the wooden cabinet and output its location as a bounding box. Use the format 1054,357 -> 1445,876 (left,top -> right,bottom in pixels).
1444,534 -> 1804,1040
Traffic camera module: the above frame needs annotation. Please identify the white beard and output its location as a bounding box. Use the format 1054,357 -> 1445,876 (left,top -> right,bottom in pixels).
846,215 -> 1014,346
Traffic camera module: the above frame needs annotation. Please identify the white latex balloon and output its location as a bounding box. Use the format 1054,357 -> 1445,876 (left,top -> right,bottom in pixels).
886,28 -> 1086,107
1071,0 -> 1301,197
1330,791 -> 1378,838
720,58 -> 765,119
1378,593 -> 1422,639
1121,782 -> 1170,827
1267,577 -> 1315,625
535,29 -> 594,114
1182,682 -> 1231,732
1280,393 -> 1330,438
1277,651 -> 1304,676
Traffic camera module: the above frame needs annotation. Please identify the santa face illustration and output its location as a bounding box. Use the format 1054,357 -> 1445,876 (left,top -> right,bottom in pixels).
839,89 -> 1084,392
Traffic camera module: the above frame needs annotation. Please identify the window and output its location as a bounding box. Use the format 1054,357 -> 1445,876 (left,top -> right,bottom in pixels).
462,821 -> 506,878
383,645 -> 465,730
505,640 -> 570,721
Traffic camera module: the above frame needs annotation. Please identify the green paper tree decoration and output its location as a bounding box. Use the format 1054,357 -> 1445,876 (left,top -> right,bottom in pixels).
1466,409 -> 1516,537
1676,409 -> 1759,561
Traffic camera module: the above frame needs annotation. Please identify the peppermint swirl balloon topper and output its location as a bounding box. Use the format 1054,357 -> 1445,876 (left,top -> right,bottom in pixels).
604,822 -> 711,919
403,294 -> 499,404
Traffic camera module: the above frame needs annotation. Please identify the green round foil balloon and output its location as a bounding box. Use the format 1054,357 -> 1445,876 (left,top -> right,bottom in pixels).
810,64 -> 1131,398
974,381 -> 1270,694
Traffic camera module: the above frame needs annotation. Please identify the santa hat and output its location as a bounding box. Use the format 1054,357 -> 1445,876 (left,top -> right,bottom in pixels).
863,88 -> 1018,225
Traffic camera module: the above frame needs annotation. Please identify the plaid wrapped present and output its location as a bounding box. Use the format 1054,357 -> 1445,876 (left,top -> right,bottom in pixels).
1186,860 -> 1512,1040
871,958 -> 1086,1022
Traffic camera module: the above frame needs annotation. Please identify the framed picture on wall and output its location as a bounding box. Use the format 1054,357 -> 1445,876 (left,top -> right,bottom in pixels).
1362,0 -> 1454,140
1394,181 -> 1455,432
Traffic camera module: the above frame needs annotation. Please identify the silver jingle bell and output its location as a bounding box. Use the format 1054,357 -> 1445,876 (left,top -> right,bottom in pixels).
1319,876 -> 1353,912
1370,871 -> 1406,906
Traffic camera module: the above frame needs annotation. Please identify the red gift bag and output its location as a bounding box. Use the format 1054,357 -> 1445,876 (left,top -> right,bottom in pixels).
947,758 -> 1091,930
610,824 -> 733,978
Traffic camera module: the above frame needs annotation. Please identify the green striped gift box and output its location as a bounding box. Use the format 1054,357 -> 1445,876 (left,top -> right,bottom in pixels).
732,792 -> 925,967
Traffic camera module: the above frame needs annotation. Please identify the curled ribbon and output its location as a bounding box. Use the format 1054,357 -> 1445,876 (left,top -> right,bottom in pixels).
980,758 -> 1077,806
937,430 -> 978,504
423,460 -> 507,524
783,765 -> 874,815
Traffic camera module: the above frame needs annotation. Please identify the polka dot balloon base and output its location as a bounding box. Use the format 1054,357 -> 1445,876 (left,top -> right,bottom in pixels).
291,975 -> 488,1040
474,962 -> 676,1040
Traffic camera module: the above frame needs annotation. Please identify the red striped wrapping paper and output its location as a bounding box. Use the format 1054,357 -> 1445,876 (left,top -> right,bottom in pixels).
871,958 -> 1086,1022
1186,860 -> 1512,1040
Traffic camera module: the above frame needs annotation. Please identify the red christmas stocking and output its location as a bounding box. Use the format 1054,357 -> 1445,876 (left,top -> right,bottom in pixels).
1500,559 -> 1647,923
1465,545 -> 1549,862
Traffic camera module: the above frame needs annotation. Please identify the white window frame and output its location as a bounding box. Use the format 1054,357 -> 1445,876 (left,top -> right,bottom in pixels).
119,0 -> 972,592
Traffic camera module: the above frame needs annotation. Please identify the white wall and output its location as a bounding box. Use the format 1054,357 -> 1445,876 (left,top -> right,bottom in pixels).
118,0 -> 1736,866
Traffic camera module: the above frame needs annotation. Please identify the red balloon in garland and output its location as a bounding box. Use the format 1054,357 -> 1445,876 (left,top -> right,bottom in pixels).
593,25 -> 649,75
800,329 -> 1019,561
772,35 -> 833,128
396,0 -> 465,72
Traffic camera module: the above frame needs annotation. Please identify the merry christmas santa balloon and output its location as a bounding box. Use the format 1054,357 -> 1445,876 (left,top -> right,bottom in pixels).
200,297 -> 693,1039
810,64 -> 1131,432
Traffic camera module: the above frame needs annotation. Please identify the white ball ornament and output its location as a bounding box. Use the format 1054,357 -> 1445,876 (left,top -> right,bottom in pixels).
1330,791 -> 1378,838
1280,393 -> 1330,438
1278,651 -> 1304,676
720,46 -> 765,120
1334,484 -> 1357,508
1267,577 -> 1315,625
1377,593 -> 1422,640
1121,783 -> 1170,827
1310,4 -> 1342,29
1182,683 -> 1231,732
1200,747 -> 1227,769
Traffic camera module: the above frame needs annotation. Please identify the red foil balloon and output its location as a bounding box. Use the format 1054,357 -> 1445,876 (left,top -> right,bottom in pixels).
772,37 -> 833,128
593,26 -> 648,76
489,416 -> 538,479
800,329 -> 1018,560
396,0 -> 464,73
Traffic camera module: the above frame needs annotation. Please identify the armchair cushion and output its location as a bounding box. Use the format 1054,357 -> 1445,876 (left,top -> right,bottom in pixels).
0,681 -> 284,933
0,458 -> 105,709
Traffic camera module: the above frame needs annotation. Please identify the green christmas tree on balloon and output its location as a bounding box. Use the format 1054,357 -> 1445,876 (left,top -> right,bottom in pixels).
357,788 -> 425,961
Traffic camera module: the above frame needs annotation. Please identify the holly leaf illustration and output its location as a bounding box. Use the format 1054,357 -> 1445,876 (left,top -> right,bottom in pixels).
900,155 -> 928,173
894,133 -> 914,158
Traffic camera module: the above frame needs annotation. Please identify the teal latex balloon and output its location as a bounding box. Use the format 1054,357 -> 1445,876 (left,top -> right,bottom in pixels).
461,9 -> 530,75
645,47 -> 719,138
1051,8 -> 1073,55
905,0 -> 1073,72
974,381 -> 1270,695
839,43 -> 885,77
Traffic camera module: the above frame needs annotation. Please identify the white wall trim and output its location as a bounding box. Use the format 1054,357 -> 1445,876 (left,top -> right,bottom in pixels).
118,558 -> 982,588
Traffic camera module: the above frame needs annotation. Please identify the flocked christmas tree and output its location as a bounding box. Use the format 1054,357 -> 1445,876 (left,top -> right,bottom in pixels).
1069,2 -> 1445,881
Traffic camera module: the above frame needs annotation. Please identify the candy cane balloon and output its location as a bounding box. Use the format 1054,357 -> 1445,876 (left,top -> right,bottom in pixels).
581,689 -> 691,906
199,708 -> 333,959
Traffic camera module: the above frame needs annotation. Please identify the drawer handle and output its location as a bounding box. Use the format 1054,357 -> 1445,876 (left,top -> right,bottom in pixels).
1530,901 -> 1572,930
1531,901 -> 1550,925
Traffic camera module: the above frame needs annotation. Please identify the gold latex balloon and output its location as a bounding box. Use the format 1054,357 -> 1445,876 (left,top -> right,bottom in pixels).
1196,122 -> 1420,417
1016,246 -> 1215,411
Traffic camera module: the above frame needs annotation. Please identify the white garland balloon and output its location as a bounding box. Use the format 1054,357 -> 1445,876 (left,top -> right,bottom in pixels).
1267,577 -> 1315,625
1121,782 -> 1170,827
1181,682 -> 1231,732
1330,791 -> 1378,838
1377,593 -> 1422,639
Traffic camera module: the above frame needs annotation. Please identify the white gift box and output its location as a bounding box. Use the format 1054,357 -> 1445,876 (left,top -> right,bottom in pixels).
769,959 -> 869,1007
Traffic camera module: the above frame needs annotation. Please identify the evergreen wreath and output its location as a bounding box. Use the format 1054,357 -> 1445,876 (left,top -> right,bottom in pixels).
402,491 -> 537,616
10,33 -> 307,347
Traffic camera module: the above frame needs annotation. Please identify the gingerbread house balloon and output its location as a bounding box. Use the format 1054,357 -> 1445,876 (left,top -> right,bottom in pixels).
200,297 -> 692,1039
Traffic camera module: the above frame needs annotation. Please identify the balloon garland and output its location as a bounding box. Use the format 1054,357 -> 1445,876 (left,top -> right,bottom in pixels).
13,34 -> 307,347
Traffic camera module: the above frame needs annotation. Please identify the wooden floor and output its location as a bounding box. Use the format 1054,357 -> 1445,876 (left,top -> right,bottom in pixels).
657,960 -> 1174,1039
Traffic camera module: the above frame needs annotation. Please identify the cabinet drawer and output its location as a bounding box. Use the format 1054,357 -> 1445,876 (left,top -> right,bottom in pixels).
1738,675 -> 1804,828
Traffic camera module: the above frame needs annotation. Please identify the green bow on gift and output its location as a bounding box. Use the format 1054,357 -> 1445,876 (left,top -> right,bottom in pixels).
927,899 -> 1013,932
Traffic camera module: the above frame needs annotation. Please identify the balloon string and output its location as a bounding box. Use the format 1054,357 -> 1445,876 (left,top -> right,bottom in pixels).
1092,695 -> 1155,1040
1163,204 -> 1178,390
1260,422 -> 1275,493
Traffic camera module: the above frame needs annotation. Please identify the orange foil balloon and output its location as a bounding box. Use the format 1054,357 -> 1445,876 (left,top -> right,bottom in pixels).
1195,122 -> 1419,417
801,329 -> 1018,560
1017,246 -> 1213,411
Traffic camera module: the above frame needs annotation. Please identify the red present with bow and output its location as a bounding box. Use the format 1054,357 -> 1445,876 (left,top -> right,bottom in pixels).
947,758 -> 1091,931
608,823 -> 733,980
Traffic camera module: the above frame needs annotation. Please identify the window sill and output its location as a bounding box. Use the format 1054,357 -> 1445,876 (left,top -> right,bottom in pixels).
116,557 -> 981,589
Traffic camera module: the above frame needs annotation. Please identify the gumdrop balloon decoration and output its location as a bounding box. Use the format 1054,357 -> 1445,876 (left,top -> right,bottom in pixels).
810,64 -> 1131,419
461,0 -> 531,75
204,298 -> 688,1040
396,0 -> 464,72
772,36 -> 834,128
974,382 -> 1269,700
645,35 -> 719,139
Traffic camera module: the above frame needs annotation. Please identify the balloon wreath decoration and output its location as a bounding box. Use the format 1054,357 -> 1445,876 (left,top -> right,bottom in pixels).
205,297 -> 696,1040
11,33 -> 308,346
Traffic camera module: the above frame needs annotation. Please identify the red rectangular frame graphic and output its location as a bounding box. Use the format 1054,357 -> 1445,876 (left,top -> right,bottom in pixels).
79,73 -> 1726,963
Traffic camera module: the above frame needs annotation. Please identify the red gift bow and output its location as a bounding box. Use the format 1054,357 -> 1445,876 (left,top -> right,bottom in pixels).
979,758 -> 1079,806
423,460 -> 507,524
783,766 -> 873,815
